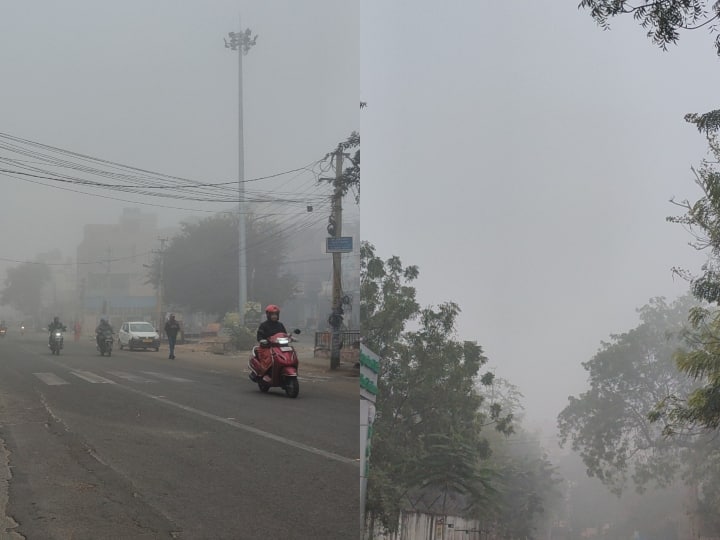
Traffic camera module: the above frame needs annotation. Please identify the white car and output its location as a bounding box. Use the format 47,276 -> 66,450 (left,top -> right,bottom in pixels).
118,321 -> 160,351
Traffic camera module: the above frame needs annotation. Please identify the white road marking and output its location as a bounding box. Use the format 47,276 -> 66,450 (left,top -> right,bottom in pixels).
70,371 -> 116,384
106,371 -> 157,383
298,375 -> 330,382
34,373 -> 69,386
140,371 -> 193,383
137,391 -> 358,466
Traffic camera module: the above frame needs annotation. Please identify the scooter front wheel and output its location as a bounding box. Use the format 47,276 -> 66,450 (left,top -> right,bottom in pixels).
284,377 -> 299,398
258,381 -> 270,393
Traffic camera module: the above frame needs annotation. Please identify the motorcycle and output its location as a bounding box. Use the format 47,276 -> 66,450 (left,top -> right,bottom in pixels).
49,330 -> 64,355
248,329 -> 301,398
97,329 -> 114,356
0,327 -> 6,338
20,325 -> 25,336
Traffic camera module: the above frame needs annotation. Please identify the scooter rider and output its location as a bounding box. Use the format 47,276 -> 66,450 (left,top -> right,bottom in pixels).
255,305 -> 288,381
256,305 -> 287,343
95,317 -> 114,349
48,316 -> 67,347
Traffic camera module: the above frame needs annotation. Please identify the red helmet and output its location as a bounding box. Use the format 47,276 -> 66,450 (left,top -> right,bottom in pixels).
265,304 -> 280,315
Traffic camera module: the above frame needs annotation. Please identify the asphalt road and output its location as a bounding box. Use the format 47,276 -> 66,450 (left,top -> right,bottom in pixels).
0,332 -> 359,539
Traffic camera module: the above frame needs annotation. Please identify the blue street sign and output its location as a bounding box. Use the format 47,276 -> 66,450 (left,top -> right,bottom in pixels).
326,236 -> 353,253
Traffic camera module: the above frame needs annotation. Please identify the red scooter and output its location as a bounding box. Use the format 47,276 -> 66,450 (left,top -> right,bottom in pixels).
248,329 -> 301,398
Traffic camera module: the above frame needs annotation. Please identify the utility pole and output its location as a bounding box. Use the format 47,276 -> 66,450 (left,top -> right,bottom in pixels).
330,147 -> 344,369
153,238 -> 168,331
225,21 -> 257,327
102,247 -> 111,318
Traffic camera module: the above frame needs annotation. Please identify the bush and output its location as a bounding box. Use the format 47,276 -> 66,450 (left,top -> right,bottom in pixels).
221,312 -> 256,350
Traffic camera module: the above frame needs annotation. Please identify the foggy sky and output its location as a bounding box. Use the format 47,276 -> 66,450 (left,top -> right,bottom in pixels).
1,1 -> 358,280
361,1 -> 718,435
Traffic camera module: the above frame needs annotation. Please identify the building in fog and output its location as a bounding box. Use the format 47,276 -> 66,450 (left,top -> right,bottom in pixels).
76,208 -> 176,333
36,249 -> 77,324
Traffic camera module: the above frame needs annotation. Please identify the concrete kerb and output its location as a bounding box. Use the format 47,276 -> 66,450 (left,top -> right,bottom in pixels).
165,342 -> 359,380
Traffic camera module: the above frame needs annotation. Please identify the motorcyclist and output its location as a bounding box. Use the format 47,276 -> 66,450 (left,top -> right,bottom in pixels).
48,316 -> 67,346
255,305 -> 288,382
95,317 -> 114,349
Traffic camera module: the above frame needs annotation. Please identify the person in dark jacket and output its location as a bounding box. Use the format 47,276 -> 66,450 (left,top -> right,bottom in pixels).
255,305 -> 288,381
256,304 -> 287,342
164,314 -> 181,359
95,317 -> 113,349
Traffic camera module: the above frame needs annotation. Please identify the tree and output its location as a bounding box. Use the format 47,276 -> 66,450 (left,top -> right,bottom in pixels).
148,213 -> 297,316
580,0 -> 720,56
0,262 -> 51,321
557,295 -> 720,532
362,244 -> 514,533
360,242 -> 420,358
474,379 -> 563,538
558,296 -> 703,495
658,132 -> 720,432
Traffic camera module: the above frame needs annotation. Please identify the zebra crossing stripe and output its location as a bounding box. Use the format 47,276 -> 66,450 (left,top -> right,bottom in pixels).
106,371 -> 157,383
140,371 -> 193,383
34,373 -> 69,386
70,370 -> 116,384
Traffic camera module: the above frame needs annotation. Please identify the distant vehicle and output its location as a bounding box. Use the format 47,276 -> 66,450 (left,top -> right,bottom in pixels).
118,321 -> 160,351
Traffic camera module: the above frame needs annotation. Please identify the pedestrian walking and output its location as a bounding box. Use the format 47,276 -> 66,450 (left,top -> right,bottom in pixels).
164,314 -> 180,360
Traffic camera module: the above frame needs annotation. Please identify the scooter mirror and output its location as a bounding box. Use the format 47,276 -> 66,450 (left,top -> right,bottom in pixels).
293,328 -> 301,335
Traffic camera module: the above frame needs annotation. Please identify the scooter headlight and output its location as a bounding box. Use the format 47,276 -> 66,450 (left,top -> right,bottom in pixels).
55,332 -> 62,337
276,337 -> 290,345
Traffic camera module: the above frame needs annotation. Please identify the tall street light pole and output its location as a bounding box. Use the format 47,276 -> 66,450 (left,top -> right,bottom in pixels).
225,22 -> 257,326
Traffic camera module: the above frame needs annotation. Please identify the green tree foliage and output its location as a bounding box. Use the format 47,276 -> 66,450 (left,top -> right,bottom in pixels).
557,296 -> 712,496
477,379 -> 563,538
490,454 -> 561,538
660,133 -> 720,432
221,312 -> 256,350
323,131 -> 359,204
0,262 -> 51,318
362,243 -> 516,532
148,213 -> 297,315
360,241 -> 420,358
580,0 -> 720,56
